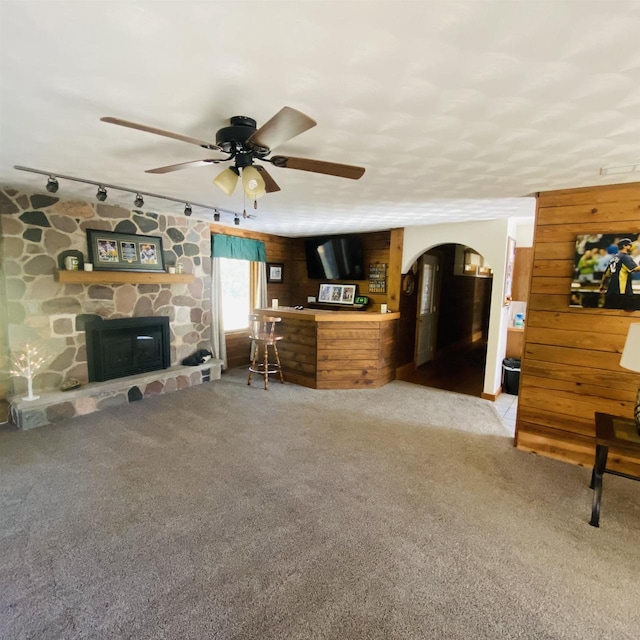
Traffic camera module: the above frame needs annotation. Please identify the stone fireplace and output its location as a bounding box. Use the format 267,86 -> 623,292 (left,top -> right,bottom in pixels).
0,186 -> 216,419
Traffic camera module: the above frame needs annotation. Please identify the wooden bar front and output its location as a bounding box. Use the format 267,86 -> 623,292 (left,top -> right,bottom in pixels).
254,307 -> 400,389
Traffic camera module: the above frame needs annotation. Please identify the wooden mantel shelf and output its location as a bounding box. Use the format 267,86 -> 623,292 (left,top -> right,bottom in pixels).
55,270 -> 195,285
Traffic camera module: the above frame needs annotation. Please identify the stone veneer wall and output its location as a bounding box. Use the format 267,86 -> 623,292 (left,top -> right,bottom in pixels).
0,186 -> 212,400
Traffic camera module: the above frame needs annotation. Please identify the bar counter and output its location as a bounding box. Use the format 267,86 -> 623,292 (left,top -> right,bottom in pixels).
254,307 -> 400,389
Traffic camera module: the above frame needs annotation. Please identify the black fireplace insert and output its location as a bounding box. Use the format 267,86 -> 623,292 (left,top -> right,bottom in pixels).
85,316 -> 170,382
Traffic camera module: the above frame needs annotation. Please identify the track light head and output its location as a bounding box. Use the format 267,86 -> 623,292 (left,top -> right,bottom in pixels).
134,193 -> 144,208
184,203 -> 192,217
96,186 -> 108,202
46,176 -> 59,193
234,215 -> 240,226
213,210 -> 220,222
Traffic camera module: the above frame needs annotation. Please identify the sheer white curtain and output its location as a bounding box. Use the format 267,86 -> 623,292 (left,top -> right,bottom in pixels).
210,257 -> 227,369
249,262 -> 268,361
255,262 -> 268,309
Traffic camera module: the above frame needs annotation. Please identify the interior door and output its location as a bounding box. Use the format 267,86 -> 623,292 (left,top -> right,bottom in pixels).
415,255 -> 439,366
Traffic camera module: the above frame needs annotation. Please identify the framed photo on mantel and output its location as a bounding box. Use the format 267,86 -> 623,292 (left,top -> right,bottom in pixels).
86,229 -> 165,272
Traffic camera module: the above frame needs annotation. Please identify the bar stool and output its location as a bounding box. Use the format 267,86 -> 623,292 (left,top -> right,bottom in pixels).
247,314 -> 284,389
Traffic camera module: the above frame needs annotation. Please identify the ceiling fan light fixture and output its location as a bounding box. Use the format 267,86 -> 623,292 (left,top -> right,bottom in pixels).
46,176 -> 59,193
96,186 -> 108,202
134,193 -> 144,208
242,166 -> 266,198
213,167 -> 239,195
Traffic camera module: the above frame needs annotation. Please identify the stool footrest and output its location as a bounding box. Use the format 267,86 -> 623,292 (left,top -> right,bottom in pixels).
249,364 -> 281,375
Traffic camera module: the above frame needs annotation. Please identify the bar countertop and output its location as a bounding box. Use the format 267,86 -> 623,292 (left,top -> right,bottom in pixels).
254,306 -> 400,323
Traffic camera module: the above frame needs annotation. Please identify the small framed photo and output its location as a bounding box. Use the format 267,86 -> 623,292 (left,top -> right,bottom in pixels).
318,283 -> 333,303
86,229 -> 165,272
341,284 -> 356,303
267,262 -> 284,283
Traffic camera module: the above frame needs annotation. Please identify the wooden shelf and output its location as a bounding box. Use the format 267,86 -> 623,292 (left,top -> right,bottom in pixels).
55,270 -> 195,285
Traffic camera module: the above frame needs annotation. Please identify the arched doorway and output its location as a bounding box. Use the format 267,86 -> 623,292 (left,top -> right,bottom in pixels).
397,243 -> 493,397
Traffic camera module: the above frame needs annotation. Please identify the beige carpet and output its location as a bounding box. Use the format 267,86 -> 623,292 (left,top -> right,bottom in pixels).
1,369 -> 639,639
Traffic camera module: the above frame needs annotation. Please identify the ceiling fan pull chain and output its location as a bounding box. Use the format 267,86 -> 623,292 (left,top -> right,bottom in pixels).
254,199 -> 258,210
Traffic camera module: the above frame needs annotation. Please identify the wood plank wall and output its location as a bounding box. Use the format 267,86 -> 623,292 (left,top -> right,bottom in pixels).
316,320 -> 397,389
432,244 -> 492,353
270,317 -> 397,389
515,182 -> 640,475
275,317 -> 317,388
211,225 -> 404,373
289,230 -> 403,311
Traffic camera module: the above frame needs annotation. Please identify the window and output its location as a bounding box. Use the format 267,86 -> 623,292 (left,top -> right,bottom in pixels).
219,258 -> 251,331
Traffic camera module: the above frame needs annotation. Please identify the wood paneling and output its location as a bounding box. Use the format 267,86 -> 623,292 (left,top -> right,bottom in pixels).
225,331 -> 251,371
289,231 -> 401,310
506,328 -> 524,358
263,314 -> 397,389
516,182 -> 640,475
214,225 -> 403,381
512,247 -> 533,302
435,245 -> 492,353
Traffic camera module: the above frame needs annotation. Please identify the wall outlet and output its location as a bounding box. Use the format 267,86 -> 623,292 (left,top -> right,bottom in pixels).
307,296 -> 316,303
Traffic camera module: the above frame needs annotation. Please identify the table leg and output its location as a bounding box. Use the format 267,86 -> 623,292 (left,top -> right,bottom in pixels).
589,444 -> 608,527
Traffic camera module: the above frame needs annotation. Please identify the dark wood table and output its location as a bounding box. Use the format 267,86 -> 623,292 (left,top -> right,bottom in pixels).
589,412 -> 640,527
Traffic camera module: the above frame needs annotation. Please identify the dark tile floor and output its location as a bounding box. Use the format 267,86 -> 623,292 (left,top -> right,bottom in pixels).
397,340 -> 518,432
397,341 -> 488,397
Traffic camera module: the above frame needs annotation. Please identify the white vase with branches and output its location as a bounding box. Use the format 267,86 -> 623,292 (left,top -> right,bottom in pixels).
10,344 -> 47,401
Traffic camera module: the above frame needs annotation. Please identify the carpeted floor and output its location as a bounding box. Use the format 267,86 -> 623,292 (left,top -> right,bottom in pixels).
1,370 -> 639,639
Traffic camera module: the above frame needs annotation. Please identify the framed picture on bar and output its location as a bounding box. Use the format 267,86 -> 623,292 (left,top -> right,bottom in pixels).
317,283 -> 357,305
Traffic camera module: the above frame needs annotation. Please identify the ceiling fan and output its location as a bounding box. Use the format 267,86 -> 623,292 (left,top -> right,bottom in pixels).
101,107 -> 365,201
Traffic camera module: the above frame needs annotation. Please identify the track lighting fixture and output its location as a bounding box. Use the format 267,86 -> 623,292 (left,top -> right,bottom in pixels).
46,176 -> 59,193
15,165 -> 245,224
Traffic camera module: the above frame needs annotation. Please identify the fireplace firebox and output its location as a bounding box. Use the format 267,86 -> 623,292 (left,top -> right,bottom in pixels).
85,316 -> 170,382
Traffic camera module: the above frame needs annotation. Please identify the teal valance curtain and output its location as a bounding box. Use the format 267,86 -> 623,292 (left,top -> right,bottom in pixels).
211,234 -> 266,262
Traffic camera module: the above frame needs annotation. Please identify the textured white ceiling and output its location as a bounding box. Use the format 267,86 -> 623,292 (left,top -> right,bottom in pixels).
1,1 -> 639,237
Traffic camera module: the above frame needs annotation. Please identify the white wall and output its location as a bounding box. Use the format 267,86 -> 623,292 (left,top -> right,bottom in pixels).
515,220 -> 535,247
402,218 -> 523,396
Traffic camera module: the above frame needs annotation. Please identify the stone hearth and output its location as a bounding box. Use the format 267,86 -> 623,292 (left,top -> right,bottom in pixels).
10,361 -> 222,430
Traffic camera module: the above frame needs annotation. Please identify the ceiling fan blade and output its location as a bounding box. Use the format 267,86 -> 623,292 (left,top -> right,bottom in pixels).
254,165 -> 281,193
145,159 -> 227,174
247,107 -> 317,151
101,117 -> 221,150
270,155 -> 365,180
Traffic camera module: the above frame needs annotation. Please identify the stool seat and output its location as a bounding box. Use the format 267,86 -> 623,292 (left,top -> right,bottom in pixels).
248,314 -> 284,389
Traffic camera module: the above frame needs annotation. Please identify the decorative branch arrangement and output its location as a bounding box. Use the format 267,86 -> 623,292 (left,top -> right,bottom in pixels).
9,344 -> 47,401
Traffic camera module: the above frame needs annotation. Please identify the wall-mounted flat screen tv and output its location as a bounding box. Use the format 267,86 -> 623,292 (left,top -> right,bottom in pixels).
571,233 -> 640,310
304,235 -> 366,280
